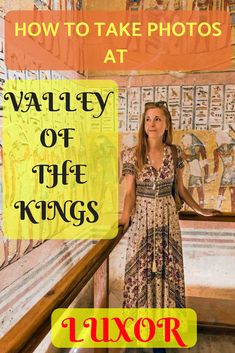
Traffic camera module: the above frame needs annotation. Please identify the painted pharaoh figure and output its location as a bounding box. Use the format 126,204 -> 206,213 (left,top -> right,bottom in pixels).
145,0 -> 186,10
192,0 -> 213,10
147,0 -> 169,10
213,130 -> 235,212
181,133 -> 208,208
33,0 -> 49,10
126,0 -> 143,10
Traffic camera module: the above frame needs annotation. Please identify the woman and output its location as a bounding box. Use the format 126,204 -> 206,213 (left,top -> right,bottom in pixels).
119,102 -> 219,353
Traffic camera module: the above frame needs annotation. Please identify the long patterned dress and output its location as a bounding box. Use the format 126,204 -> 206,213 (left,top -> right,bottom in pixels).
122,144 -> 185,308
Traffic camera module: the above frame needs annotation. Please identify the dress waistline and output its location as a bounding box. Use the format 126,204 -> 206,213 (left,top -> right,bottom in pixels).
136,181 -> 172,198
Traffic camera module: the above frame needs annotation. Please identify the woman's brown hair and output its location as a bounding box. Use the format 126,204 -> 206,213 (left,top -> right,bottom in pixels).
136,101 -> 173,170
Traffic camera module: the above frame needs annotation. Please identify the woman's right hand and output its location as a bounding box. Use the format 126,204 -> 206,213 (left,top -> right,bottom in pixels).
198,208 -> 221,217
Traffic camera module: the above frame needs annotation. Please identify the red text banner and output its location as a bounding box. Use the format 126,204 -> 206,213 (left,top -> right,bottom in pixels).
5,10 -> 231,71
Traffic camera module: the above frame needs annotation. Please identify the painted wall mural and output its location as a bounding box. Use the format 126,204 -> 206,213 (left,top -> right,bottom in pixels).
118,83 -> 235,214
127,0 -> 233,11
119,84 -> 235,131
33,0 -> 82,10
126,0 -> 235,26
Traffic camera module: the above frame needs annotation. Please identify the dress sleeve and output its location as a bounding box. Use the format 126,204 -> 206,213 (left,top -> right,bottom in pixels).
176,145 -> 184,169
121,147 -> 136,176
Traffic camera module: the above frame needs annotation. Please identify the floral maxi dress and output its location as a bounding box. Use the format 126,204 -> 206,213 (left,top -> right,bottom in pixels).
122,144 -> 185,308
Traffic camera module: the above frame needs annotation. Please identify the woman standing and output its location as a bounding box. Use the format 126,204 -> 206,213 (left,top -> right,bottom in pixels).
119,102 -> 218,352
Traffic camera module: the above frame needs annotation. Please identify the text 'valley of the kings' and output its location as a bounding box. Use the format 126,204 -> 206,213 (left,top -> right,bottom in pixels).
3,89 -> 115,228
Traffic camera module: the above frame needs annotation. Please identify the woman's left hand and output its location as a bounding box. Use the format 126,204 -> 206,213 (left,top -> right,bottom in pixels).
199,208 -> 222,217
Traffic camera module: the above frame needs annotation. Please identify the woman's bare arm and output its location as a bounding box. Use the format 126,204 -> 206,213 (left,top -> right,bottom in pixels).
119,174 -> 136,230
176,168 -> 220,216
